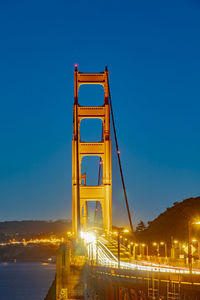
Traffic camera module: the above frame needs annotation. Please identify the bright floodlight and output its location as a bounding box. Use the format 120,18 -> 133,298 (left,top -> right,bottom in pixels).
80,231 -> 96,243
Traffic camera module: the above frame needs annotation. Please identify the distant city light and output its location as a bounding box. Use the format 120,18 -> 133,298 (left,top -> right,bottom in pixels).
0,237 -> 64,247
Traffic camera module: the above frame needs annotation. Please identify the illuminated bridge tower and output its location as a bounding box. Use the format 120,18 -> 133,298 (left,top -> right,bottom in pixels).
72,66 -> 112,237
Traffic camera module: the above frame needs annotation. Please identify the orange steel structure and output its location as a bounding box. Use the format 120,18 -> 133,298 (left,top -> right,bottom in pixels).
72,66 -> 112,237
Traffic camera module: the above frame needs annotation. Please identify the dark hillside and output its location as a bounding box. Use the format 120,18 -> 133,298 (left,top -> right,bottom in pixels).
137,197 -> 200,242
0,220 -> 71,241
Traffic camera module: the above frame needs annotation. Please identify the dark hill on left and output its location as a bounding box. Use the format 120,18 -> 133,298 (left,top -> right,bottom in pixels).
0,220 -> 71,241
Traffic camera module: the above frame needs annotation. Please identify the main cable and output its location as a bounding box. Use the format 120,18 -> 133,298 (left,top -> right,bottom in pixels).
107,72 -> 135,237
74,66 -> 80,235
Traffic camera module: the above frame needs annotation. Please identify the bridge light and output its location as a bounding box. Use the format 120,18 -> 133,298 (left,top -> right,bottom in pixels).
192,221 -> 200,225
160,242 -> 164,245
192,238 -> 197,242
99,161 -> 102,165
117,150 -> 120,154
80,231 -> 95,243
153,242 -> 157,246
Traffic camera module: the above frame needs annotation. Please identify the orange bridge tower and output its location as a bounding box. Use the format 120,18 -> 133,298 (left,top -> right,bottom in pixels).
72,66 -> 112,237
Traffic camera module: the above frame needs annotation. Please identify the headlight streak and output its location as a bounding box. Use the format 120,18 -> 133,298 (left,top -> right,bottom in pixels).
87,238 -> 200,275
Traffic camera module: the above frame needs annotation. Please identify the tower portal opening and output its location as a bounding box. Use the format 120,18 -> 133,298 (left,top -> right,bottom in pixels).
78,84 -> 104,106
81,156 -> 103,186
80,119 -> 103,143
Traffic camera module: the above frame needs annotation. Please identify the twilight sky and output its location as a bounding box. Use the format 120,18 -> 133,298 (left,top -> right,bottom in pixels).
0,0 -> 200,226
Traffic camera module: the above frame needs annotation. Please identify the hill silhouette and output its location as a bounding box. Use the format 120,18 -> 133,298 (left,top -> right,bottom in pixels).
0,220 -> 71,242
137,196 -> 200,242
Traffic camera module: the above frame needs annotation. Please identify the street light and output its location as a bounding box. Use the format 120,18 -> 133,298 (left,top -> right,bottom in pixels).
117,228 -> 129,268
188,219 -> 200,274
160,242 -> 167,257
141,243 -> 148,257
152,242 -> 159,257
128,242 -> 134,256
133,243 -> 138,259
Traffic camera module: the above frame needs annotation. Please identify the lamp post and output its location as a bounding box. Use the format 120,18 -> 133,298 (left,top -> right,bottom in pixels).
117,228 -> 129,268
172,239 -> 180,259
129,242 -> 134,256
160,242 -> 167,257
141,244 -> 145,257
141,243 -> 148,257
188,220 -> 200,274
118,230 -> 121,269
153,242 -> 159,257
188,220 -> 192,274
133,243 -> 138,259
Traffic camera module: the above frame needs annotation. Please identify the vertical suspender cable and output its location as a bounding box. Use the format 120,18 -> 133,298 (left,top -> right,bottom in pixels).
107,72 -> 135,237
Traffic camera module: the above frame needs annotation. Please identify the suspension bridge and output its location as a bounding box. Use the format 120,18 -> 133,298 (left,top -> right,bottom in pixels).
45,66 -> 200,300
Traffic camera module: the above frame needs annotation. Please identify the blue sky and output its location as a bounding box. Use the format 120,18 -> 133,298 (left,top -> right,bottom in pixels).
0,0 -> 200,226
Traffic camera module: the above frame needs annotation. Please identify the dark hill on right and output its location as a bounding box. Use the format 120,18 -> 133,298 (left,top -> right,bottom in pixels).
137,196 -> 200,243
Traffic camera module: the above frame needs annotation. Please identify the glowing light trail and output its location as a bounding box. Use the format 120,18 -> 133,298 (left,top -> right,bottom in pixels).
83,235 -> 200,275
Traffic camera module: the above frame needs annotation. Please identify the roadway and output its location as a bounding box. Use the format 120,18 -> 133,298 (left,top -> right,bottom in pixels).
84,234 -> 200,276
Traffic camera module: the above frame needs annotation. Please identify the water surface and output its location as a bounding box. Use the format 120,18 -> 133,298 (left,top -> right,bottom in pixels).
0,262 -> 56,300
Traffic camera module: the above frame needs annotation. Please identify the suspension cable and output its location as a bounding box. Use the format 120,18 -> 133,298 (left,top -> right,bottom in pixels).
107,71 -> 135,237
74,67 -> 80,235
